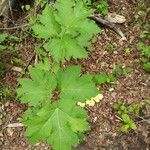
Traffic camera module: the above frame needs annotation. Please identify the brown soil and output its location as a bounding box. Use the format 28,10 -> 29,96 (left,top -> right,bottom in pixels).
1,0 -> 150,150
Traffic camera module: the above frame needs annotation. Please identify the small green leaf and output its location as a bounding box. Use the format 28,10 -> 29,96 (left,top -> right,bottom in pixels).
120,124 -> 129,132
128,103 -> 142,115
123,67 -> 133,75
0,33 -> 8,43
112,65 -> 123,77
121,114 -> 131,124
107,74 -> 116,82
113,102 -> 127,114
144,62 -> 150,72
92,73 -> 108,84
0,45 -> 6,50
130,122 -> 137,130
96,0 -> 108,16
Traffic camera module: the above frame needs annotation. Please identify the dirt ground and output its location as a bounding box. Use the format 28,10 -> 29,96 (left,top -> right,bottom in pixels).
0,0 -> 150,150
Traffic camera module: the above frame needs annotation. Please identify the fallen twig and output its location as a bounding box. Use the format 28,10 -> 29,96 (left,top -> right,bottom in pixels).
115,115 -> 123,121
0,24 -> 29,30
129,112 -> 150,124
91,14 -> 127,41
7,123 -> 24,128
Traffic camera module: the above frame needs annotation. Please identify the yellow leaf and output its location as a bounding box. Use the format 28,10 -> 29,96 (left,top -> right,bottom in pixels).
77,102 -> 85,108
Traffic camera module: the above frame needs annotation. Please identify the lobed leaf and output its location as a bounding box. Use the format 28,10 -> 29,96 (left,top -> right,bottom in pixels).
23,100 -> 89,150
57,65 -> 99,102
32,5 -> 60,39
32,1 -> 100,62
17,65 -> 57,106
44,35 -> 88,62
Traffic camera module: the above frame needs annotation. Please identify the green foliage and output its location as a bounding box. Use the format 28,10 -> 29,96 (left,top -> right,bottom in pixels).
17,63 -> 99,105
92,72 -> 116,84
57,66 -> 99,102
22,101 -> 89,150
17,64 -> 57,106
120,114 -> 137,132
35,0 -> 47,7
35,46 -> 47,60
0,33 -> 19,75
124,48 -> 132,56
0,33 -> 8,49
0,33 -> 18,50
17,0 -> 102,149
0,86 -> 13,102
140,24 -> 150,39
32,1 -> 100,62
12,57 -> 24,66
106,42 -> 115,52
143,62 -> 150,72
112,64 -> 133,77
137,42 -> 150,58
96,0 -> 108,16
113,102 -> 143,132
137,42 -> 150,72
17,61 -> 99,149
0,60 -> 6,75
127,103 -> 142,115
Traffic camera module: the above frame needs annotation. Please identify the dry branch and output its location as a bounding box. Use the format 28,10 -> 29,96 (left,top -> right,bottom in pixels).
91,14 -> 127,41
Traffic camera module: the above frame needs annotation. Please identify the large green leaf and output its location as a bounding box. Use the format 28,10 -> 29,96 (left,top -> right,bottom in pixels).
17,65 -> 57,106
57,65 -> 99,102
32,1 -> 100,62
23,100 -> 89,150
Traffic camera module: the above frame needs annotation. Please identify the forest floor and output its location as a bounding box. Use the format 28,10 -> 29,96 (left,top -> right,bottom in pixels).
0,0 -> 150,150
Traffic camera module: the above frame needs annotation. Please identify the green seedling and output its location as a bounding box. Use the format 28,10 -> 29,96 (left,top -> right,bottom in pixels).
124,48 -> 132,56
140,24 -> 150,39
0,86 -> 13,102
0,33 -> 19,75
120,114 -> 137,132
112,64 -> 133,77
113,102 -> 143,132
96,0 -> 108,16
92,72 -> 116,84
0,33 -> 19,51
0,60 -> 6,76
137,42 -> 150,72
12,58 -> 24,66
106,42 -> 115,52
